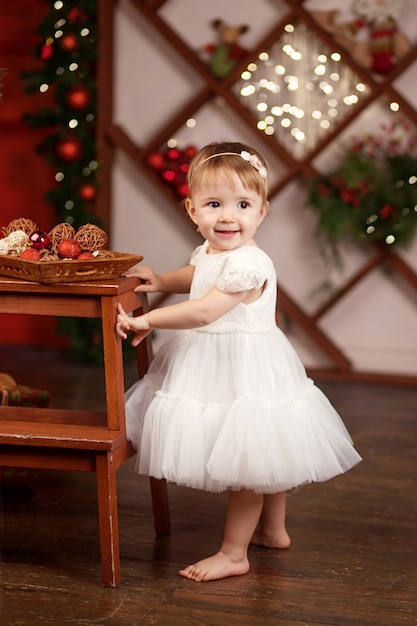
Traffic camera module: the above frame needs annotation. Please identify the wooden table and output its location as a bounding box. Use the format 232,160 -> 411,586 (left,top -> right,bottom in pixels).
0,276 -> 170,586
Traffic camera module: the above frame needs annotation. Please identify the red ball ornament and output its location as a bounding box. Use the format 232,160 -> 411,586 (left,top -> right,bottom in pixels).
174,169 -> 186,184
67,8 -> 87,24
29,230 -> 51,250
60,33 -> 78,53
56,137 -> 83,163
58,239 -> 81,259
176,183 -> 189,198
147,152 -> 165,171
178,162 -> 190,175
79,184 -> 96,202
166,148 -> 180,161
162,169 -> 175,182
66,85 -> 91,110
40,44 -> 54,61
78,251 -> 94,260
184,145 -> 198,160
21,248 -> 42,261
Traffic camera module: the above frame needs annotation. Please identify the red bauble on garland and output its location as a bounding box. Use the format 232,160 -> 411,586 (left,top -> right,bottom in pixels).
183,145 -> 198,160
40,44 -> 54,61
176,183 -> 189,199
166,147 -> 181,161
146,144 -> 198,200
147,152 -> 165,170
66,85 -> 91,110
162,169 -> 175,182
67,7 -> 88,24
56,136 -> 83,163
60,33 -> 78,53
79,183 -> 96,202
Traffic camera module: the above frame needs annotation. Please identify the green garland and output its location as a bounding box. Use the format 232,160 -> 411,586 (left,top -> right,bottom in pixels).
306,120 -> 417,256
20,1 -> 123,364
22,1 -> 99,226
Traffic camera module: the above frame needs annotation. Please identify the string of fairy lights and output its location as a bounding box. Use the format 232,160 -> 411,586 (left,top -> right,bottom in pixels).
234,21 -> 370,160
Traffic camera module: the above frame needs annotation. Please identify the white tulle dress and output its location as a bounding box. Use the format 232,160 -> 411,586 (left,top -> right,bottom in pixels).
125,241 -> 362,494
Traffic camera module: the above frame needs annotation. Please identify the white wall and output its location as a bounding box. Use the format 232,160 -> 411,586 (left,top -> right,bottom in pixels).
111,0 -> 417,376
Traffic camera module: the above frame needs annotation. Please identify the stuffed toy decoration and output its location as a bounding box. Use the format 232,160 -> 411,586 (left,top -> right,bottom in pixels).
310,0 -> 410,74
0,372 -> 51,408
203,19 -> 249,78
351,0 -> 410,73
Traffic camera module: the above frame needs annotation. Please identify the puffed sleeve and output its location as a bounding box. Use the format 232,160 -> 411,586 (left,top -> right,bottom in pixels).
216,248 -> 268,293
189,244 -> 204,266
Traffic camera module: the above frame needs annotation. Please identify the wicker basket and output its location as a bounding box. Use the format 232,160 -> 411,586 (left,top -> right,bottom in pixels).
0,252 -> 143,284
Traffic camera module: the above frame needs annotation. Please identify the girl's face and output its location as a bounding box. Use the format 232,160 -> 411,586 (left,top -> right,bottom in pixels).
185,171 -> 268,254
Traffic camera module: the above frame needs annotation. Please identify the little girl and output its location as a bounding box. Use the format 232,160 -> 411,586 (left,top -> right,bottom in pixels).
116,141 -> 362,582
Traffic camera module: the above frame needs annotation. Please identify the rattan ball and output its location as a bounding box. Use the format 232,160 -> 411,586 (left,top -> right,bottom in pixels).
39,250 -> 60,262
48,223 -> 76,253
0,238 -> 9,255
75,224 -> 108,252
97,249 -> 115,259
5,230 -> 29,256
6,218 -> 38,236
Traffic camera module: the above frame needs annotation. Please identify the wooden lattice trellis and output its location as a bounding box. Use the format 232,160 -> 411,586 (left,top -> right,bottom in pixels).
96,0 -> 417,386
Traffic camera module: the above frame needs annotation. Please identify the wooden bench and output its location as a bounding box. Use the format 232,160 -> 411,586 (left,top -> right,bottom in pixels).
0,276 -> 170,586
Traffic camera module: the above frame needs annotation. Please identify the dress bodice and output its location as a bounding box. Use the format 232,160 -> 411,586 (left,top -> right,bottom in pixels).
189,241 -> 277,334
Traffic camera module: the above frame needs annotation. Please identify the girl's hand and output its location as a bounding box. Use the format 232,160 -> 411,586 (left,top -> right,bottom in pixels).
123,265 -> 163,293
116,303 -> 152,347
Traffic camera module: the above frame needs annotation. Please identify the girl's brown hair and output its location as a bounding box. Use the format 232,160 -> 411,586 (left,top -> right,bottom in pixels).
187,141 -> 270,205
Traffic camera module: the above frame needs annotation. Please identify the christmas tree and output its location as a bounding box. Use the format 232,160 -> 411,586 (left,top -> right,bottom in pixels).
21,1 -> 110,363
22,1 -> 99,229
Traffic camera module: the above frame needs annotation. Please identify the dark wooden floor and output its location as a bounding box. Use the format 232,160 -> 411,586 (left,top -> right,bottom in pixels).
1,345 -> 416,626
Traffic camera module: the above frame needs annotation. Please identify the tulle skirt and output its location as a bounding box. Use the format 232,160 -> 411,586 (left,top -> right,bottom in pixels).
125,328 -> 362,493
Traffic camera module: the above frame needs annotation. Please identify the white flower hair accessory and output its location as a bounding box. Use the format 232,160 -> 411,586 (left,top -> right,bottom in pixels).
194,150 -> 268,179
239,151 -> 268,178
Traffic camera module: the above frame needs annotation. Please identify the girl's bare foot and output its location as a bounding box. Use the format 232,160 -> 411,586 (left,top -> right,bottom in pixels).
250,528 -> 291,549
179,550 -> 250,582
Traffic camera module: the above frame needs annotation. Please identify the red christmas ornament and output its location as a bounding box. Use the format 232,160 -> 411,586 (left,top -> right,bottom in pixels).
162,169 -> 175,182
29,230 -> 51,250
147,152 -> 165,171
78,251 -> 95,260
66,85 -> 91,110
20,248 -> 42,261
174,169 -> 187,184
178,162 -> 190,175
67,8 -> 87,24
58,239 -> 81,259
166,148 -> 180,161
379,204 -> 396,220
60,33 -> 78,53
184,145 -> 198,160
56,137 -> 83,163
40,44 -> 54,61
79,184 -> 96,202
176,183 -> 189,198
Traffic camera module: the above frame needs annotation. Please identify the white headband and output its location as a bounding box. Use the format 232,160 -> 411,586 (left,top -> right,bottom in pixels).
196,150 -> 268,179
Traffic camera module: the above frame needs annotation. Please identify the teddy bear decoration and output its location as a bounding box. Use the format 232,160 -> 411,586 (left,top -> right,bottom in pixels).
309,0 -> 410,75
202,19 -> 249,79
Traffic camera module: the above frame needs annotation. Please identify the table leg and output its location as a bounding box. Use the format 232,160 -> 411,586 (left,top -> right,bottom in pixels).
149,477 -> 171,536
96,451 -> 120,587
